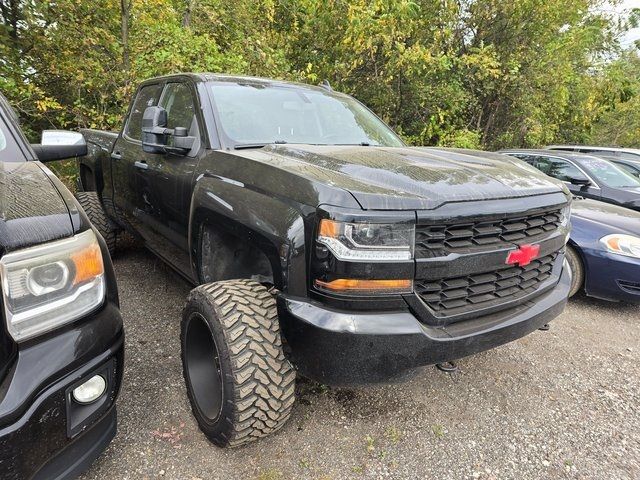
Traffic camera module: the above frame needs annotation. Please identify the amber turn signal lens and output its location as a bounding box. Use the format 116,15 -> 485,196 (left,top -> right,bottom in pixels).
314,278 -> 412,294
318,219 -> 340,239
604,237 -> 620,250
71,242 -> 104,285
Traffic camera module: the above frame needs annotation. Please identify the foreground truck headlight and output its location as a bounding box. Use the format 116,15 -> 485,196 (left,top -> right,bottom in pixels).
0,230 -> 105,341
314,218 -> 415,295
317,219 -> 414,261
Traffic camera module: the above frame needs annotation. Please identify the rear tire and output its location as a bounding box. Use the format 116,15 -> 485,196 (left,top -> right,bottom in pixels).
565,245 -> 584,297
181,280 -> 296,447
75,191 -> 118,256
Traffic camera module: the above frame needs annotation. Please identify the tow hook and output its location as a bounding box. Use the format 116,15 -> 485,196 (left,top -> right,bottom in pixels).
436,361 -> 458,373
538,324 -> 550,331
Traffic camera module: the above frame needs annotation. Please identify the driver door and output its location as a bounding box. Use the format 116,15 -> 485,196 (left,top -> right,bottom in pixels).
135,81 -> 203,276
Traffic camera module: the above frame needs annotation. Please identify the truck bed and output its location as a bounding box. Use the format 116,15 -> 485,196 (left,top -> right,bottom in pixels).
78,129 -> 119,192
81,128 -> 119,152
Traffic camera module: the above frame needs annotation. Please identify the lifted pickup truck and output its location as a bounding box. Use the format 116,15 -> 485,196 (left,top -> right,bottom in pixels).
78,73 -> 572,447
0,92 -> 123,479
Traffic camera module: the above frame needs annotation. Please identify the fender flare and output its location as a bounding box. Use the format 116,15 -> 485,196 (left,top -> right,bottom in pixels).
188,175 -> 309,295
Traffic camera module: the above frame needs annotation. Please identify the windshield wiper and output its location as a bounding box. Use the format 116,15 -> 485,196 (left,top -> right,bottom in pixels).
234,140 -> 289,150
234,143 -> 267,150
328,142 -> 381,147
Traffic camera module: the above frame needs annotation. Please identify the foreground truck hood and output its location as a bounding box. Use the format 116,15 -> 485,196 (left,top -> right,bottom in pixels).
0,161 -> 73,254
247,145 -> 568,210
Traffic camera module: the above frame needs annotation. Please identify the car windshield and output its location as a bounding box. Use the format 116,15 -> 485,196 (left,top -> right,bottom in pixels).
579,156 -> 640,188
0,102 -> 28,162
209,82 -> 404,148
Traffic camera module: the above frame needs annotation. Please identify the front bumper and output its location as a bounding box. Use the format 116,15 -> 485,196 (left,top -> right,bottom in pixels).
279,262 -> 570,386
583,249 -> 640,303
0,302 -> 123,480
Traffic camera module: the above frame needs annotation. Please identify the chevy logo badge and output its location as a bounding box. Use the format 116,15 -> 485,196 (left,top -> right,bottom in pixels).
506,244 -> 540,267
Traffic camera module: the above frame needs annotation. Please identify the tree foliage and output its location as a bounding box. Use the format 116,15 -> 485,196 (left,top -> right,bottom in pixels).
1,0 -> 639,148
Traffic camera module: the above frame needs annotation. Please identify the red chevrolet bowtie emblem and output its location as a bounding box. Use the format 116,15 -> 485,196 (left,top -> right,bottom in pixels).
506,244 -> 540,266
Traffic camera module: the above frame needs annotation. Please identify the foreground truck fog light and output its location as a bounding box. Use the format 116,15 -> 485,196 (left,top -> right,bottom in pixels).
72,374 -> 107,404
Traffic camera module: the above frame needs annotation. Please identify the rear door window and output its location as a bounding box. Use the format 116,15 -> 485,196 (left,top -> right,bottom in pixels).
124,84 -> 164,140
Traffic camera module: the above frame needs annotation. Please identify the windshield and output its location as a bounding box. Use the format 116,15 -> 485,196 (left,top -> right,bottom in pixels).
0,105 -> 28,162
209,82 -> 404,148
579,156 -> 640,188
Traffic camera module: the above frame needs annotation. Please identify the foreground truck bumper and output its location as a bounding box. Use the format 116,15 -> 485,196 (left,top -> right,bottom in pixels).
279,263 -> 571,386
0,302 -> 123,480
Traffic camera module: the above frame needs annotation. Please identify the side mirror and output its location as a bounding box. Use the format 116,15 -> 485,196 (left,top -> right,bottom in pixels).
141,106 -> 196,155
568,176 -> 591,187
141,106 -> 169,154
31,130 -> 87,162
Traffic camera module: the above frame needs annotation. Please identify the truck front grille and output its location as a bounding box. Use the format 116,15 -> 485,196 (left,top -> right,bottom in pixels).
415,209 -> 562,257
415,253 -> 558,315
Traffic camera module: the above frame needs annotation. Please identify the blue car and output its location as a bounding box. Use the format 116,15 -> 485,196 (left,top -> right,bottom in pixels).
567,198 -> 640,303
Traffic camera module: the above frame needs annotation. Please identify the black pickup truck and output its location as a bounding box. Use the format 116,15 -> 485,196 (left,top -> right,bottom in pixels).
78,73 -> 572,447
0,92 -> 123,479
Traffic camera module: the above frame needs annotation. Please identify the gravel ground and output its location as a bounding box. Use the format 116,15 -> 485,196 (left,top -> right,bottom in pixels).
80,246 -> 639,480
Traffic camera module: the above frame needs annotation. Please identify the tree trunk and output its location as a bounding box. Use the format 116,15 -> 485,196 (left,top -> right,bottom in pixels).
1,0 -> 21,41
120,0 -> 130,70
182,0 -> 196,28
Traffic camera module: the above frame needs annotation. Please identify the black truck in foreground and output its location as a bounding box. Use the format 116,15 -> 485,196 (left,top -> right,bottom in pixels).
78,73 -> 572,447
0,93 -> 123,478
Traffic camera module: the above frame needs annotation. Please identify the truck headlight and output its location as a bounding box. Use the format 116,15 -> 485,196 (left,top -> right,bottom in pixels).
561,203 -> 571,227
0,230 -> 105,342
317,219 -> 414,261
600,234 -> 640,259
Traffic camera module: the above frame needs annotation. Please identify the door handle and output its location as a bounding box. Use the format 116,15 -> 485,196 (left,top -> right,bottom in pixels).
111,151 -> 122,160
134,161 -> 149,170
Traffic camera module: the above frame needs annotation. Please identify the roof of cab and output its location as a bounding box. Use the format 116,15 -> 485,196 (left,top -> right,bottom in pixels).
139,72 -> 334,95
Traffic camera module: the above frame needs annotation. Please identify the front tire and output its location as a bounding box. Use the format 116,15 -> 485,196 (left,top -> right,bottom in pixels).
181,280 -> 296,447
565,245 -> 584,297
75,191 -> 118,256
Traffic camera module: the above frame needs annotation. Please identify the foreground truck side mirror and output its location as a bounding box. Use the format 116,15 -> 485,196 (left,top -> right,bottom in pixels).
141,106 -> 195,155
31,130 -> 87,162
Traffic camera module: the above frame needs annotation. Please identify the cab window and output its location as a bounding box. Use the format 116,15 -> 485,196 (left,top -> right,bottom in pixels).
124,84 -> 164,140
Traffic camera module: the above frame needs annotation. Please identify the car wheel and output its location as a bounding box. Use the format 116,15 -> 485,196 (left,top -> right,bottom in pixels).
181,280 -> 296,447
75,191 -> 118,256
565,245 -> 584,297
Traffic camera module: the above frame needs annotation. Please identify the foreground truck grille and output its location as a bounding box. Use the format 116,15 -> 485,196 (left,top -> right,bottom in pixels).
415,253 -> 558,314
415,209 -> 562,256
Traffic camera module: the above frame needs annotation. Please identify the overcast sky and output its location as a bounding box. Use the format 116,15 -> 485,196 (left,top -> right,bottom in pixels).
618,0 -> 640,48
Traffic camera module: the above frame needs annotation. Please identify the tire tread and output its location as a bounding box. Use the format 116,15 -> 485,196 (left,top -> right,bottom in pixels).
75,191 -> 117,255
184,280 -> 295,447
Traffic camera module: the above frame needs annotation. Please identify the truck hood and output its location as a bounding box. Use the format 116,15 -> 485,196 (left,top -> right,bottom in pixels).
252,145 -> 568,210
0,161 -> 73,255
